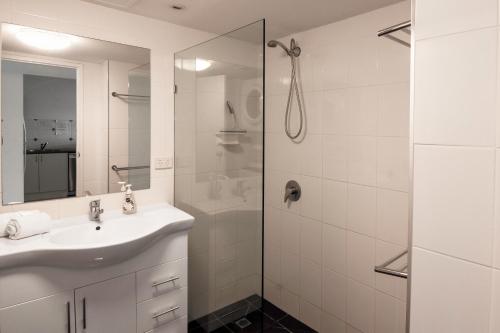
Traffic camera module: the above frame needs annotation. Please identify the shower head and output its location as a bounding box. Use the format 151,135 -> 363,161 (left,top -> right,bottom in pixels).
267,38 -> 301,57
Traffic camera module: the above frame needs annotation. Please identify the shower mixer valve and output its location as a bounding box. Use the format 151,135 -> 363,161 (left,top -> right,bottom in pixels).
284,180 -> 301,203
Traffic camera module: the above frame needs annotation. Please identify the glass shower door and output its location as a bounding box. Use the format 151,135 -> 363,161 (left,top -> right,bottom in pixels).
174,21 -> 264,332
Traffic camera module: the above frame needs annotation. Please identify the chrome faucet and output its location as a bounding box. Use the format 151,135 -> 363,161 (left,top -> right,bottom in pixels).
89,199 -> 104,222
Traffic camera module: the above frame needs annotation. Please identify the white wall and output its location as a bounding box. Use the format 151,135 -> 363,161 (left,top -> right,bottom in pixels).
264,2 -> 410,332
410,0 -> 500,332
0,0 -> 212,217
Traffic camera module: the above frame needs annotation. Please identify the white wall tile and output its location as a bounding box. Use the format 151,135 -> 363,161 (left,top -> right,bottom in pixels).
493,150 -> 500,269
348,136 -> 377,186
414,28 -> 497,146
300,216 -> 323,264
321,311 -> 347,333
490,269 -> 500,332
281,210 -> 301,255
347,184 -> 376,237
377,137 -> 409,191
281,288 -> 300,319
323,179 -> 348,228
375,292 -> 405,333
377,189 -> 408,247
347,87 -> 378,136
413,145 -> 495,265
264,3 -> 410,332
323,268 -> 347,321
377,83 -> 409,138
264,206 -> 282,251
324,135 -> 348,181
415,0 -> 498,39
299,299 -> 322,332
410,248 -> 492,333
347,231 -> 376,287
300,134 -> 323,177
282,252 -> 300,294
300,257 -> 322,307
300,176 -> 323,221
264,243 -> 281,284
323,224 -> 347,274
323,89 -> 348,135
347,279 -> 375,333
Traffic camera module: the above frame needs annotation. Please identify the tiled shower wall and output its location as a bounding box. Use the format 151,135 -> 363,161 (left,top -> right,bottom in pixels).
264,2 -> 410,332
410,0 -> 500,332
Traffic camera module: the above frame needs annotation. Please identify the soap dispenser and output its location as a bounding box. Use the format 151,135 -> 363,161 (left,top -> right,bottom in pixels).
122,184 -> 137,214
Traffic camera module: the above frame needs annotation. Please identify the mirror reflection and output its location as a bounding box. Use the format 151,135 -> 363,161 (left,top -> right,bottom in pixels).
1,24 -> 151,205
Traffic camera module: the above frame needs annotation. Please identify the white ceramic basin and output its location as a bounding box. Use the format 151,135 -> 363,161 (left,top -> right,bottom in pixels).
0,204 -> 194,269
49,216 -> 145,246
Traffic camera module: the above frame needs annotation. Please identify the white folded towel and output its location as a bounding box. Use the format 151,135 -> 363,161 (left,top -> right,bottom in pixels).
0,212 -> 25,237
5,211 -> 52,240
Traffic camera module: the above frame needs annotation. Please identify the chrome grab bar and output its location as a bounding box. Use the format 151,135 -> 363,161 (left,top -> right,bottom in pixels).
151,306 -> 180,320
111,165 -> 150,172
374,250 -> 408,279
111,92 -> 150,98
152,276 -> 180,287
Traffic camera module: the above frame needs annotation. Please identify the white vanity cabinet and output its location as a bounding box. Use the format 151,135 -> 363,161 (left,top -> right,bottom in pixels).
0,229 -> 189,333
0,291 -> 74,333
75,273 -> 136,333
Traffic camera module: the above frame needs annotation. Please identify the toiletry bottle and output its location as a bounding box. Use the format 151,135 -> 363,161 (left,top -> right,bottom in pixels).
122,184 -> 137,214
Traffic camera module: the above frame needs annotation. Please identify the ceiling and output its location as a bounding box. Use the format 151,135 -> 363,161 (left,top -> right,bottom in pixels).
82,0 -> 404,39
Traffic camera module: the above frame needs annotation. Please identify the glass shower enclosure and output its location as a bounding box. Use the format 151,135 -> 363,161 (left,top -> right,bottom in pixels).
174,21 -> 264,331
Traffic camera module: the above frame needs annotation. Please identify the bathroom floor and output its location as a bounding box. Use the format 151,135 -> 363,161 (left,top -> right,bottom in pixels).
188,295 -> 317,333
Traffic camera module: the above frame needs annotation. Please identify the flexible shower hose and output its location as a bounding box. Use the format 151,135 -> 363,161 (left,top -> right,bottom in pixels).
284,54 -> 304,140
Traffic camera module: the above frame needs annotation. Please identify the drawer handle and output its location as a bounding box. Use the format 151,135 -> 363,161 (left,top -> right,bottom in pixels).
152,276 -> 180,287
152,305 -> 180,319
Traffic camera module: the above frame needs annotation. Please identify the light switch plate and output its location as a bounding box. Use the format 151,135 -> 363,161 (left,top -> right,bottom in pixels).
154,157 -> 173,169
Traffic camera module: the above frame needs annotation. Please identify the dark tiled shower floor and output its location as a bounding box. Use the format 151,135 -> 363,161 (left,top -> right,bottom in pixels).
188,295 -> 317,333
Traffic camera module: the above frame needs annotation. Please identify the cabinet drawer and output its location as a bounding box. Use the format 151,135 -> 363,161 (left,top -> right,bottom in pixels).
136,258 -> 187,302
137,288 -> 187,333
139,316 -> 187,333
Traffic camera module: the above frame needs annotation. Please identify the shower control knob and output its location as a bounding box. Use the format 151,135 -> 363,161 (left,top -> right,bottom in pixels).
284,180 -> 301,203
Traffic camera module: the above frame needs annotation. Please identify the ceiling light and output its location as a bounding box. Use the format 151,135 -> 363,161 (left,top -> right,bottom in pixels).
16,28 -> 74,51
195,59 -> 211,71
175,58 -> 212,72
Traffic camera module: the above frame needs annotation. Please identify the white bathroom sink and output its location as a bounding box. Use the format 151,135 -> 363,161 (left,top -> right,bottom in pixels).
49,216 -> 145,246
0,204 -> 194,269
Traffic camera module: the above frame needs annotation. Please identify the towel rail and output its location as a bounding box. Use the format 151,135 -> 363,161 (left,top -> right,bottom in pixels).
377,20 -> 411,47
374,250 -> 408,279
111,92 -> 150,98
111,165 -> 150,172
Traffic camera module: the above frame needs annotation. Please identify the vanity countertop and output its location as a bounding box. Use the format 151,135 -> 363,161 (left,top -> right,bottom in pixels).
0,203 -> 194,269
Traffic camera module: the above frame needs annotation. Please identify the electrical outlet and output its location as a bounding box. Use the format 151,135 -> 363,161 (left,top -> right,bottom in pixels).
154,157 -> 173,170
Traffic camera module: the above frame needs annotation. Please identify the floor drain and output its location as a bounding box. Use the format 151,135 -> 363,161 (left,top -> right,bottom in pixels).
235,317 -> 252,329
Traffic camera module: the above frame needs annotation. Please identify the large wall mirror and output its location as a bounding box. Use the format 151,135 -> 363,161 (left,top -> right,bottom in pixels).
0,23 -> 151,205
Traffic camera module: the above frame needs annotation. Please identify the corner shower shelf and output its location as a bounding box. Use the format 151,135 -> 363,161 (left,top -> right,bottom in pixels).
216,129 -> 247,145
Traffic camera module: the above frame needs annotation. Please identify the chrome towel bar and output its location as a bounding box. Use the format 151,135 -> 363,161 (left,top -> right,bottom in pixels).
374,250 -> 408,279
377,20 -> 411,48
111,91 -> 150,98
111,165 -> 150,172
